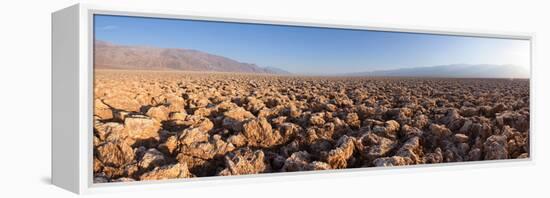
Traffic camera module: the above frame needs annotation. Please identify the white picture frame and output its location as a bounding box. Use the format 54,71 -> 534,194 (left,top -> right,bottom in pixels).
52,3 -> 534,194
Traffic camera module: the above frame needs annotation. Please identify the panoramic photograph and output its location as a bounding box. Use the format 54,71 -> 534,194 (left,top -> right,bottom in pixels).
92,15 -> 530,183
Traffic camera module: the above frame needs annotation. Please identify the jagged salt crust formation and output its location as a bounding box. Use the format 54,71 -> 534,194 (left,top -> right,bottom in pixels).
93,70 -> 530,183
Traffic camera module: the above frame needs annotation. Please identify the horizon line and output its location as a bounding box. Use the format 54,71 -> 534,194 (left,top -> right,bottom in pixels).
93,68 -> 530,79
94,39 -> 528,76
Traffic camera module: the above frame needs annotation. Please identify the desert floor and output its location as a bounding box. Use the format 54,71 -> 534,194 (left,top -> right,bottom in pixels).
92,70 -> 530,183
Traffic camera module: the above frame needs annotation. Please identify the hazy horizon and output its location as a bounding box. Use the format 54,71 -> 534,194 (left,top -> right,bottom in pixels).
95,15 -> 530,76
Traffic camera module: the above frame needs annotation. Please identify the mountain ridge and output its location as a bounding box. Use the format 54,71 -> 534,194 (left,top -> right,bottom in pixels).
349,64 -> 529,78
94,40 -> 290,74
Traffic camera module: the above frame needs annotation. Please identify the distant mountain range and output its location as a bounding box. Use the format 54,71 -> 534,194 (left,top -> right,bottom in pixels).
350,64 -> 529,78
94,40 -> 290,74
95,41 -> 528,78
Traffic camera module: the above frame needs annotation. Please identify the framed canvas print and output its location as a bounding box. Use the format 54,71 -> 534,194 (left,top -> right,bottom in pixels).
52,4 -> 533,194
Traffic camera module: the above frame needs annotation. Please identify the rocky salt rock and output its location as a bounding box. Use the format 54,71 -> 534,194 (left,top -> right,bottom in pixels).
454,133 -> 469,143
335,98 -> 354,108
440,109 -> 461,125
94,99 -> 113,120
93,136 -> 101,147
470,122 -> 493,140
103,96 -> 141,112
429,123 -> 452,138
312,123 -> 336,139
270,116 -> 287,126
158,135 -> 178,155
372,120 -> 400,139
496,111 -> 529,132
187,98 -> 210,109
443,147 -> 462,162
278,139 -> 300,157
309,113 -> 326,126
373,156 -> 413,167
96,141 -> 135,168
413,114 -> 430,129
457,143 -> 470,157
112,177 -> 135,183
165,95 -> 185,113
326,135 -> 355,169
468,148 -> 482,161
146,106 -> 169,121
502,126 -> 528,158
460,106 -> 479,117
93,157 -> 103,173
423,148 -> 443,163
124,116 -> 161,141
93,70 -> 531,180
483,135 -> 509,160
479,105 -> 493,117
181,115 -> 214,132
400,125 -> 423,139
333,117 -> 349,129
324,104 -> 337,112
169,112 -> 187,120
245,97 -> 266,113
492,103 -> 507,114
277,122 -> 302,139
112,110 -> 131,122
268,154 -> 287,170
288,104 -> 302,118
242,117 -> 282,147
345,113 -> 361,129
125,164 -> 140,178
176,154 -> 218,176
359,132 -> 398,160
282,151 -> 311,172
363,119 -> 385,128
308,161 -> 332,170
139,163 -> 192,181
177,127 -> 209,146
101,166 -> 126,179
384,120 -> 400,134
387,107 -> 413,118
215,101 -> 239,112
308,138 -> 333,156
222,107 -> 255,131
180,134 -> 235,160
257,105 -> 285,119
459,120 -> 473,134
138,148 -> 166,170
96,122 -> 125,142
134,146 -> 147,159
227,133 -> 248,147
395,136 -> 422,163
218,148 -> 268,176
501,125 -> 519,138
193,107 -> 212,117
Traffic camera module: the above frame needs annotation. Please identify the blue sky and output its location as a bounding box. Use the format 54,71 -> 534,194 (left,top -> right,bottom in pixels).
95,15 -> 530,75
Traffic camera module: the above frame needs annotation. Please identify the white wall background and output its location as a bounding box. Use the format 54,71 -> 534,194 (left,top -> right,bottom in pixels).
0,0 -> 548,197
